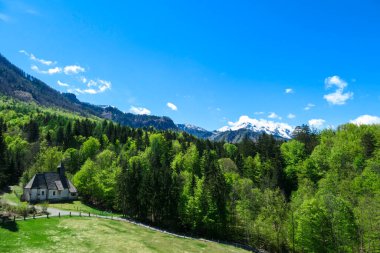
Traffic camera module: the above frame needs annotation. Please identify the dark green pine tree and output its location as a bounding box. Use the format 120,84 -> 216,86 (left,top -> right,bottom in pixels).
238,135 -> 256,157
361,132 -> 376,158
0,127 -> 8,188
292,124 -> 319,155
7,157 -> 16,185
56,126 -> 64,145
45,131 -> 52,146
73,120 -> 81,136
64,121 -> 74,148
116,165 -> 129,218
201,150 -> 228,237
26,119 -> 39,142
0,117 -> 7,132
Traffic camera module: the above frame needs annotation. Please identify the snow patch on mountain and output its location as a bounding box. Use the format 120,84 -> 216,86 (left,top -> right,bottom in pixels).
177,124 -> 213,139
178,124 -> 209,132
218,115 -> 294,139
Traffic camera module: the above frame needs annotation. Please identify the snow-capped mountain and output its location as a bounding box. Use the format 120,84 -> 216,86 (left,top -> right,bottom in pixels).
178,116 -> 294,143
177,124 -> 213,139
217,115 -> 294,139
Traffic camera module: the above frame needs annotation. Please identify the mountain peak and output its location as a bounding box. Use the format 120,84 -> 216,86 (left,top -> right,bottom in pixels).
218,115 -> 293,139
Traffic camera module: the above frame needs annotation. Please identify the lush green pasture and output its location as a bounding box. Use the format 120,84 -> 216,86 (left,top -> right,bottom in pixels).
0,217 -> 249,253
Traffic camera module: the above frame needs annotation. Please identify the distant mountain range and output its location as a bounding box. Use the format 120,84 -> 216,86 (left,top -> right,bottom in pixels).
0,53 -> 177,130
0,53 -> 294,142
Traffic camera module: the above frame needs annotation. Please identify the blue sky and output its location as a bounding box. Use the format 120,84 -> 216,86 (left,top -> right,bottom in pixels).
1,0 -> 379,130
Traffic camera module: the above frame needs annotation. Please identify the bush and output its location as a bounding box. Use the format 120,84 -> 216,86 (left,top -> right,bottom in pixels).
41,201 -> 49,214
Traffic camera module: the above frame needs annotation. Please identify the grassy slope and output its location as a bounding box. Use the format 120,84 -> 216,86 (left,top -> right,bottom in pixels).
0,217 -> 249,253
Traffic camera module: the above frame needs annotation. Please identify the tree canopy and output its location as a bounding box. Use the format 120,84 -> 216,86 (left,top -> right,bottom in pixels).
1,96 -> 379,252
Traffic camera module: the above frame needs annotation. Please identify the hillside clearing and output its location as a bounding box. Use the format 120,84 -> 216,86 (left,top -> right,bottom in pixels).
0,217 -> 250,253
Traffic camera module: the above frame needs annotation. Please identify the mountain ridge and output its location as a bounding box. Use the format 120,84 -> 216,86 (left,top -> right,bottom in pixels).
0,53 -> 293,141
0,53 -> 177,130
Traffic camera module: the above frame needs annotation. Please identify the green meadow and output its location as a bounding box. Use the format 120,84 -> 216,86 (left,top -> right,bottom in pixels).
0,217 -> 249,253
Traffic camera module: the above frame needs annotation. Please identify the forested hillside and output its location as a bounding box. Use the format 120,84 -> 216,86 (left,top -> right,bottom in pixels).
0,96 -> 379,252
0,53 -> 177,130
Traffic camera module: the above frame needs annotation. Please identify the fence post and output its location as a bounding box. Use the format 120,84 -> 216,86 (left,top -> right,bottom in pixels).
79,212 -> 81,217
47,213 -> 49,219
33,214 -> 35,219
59,212 -> 60,218
13,216 -> 15,222
70,212 -> 71,217
88,212 -> 90,217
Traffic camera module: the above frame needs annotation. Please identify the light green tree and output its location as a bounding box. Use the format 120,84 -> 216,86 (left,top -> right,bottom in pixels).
80,137 -> 100,161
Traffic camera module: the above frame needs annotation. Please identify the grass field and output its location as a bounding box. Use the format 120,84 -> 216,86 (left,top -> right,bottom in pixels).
45,201 -> 120,217
0,185 -> 23,204
0,217 -> 249,253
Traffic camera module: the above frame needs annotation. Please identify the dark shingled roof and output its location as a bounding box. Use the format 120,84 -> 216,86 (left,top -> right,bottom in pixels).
24,172 -> 77,192
44,172 -> 69,190
25,174 -> 48,189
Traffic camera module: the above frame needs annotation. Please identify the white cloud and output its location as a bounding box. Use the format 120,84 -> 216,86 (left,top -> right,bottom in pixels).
30,65 -> 38,72
268,112 -> 281,119
350,115 -> 380,125
129,106 -> 151,115
304,103 -> 315,111
254,111 -> 265,115
19,50 -> 56,66
167,102 -> 178,111
74,79 -> 111,94
323,75 -> 353,105
87,80 -> 98,87
75,88 -> 97,94
287,113 -> 296,119
57,80 -> 69,87
285,88 -> 294,94
30,54 -> 55,66
31,65 -> 62,75
47,67 -> 62,74
323,90 -> 353,105
308,119 -> 326,129
20,50 -> 111,95
63,65 -> 85,75
98,80 -> 111,92
80,76 -> 87,83
325,75 -> 347,89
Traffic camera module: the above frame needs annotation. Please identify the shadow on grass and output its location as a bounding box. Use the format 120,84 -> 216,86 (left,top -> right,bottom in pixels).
0,221 -> 19,232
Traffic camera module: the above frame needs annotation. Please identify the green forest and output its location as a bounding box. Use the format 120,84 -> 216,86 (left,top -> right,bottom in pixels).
0,96 -> 379,253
